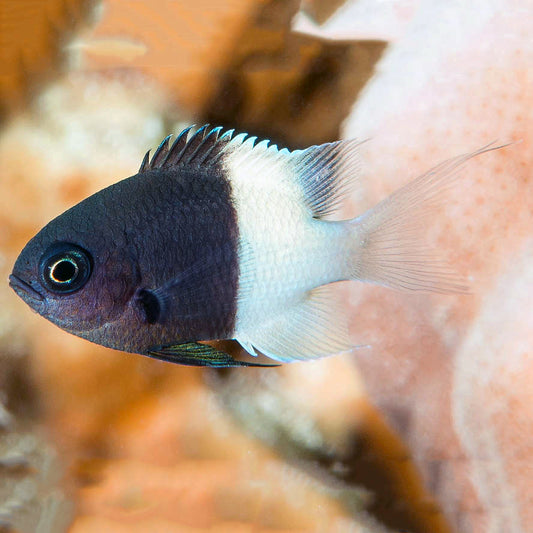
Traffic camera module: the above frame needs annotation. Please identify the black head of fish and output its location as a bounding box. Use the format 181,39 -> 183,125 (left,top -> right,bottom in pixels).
9,164 -> 240,356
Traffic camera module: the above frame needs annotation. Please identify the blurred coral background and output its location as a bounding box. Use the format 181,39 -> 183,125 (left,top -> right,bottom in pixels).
0,1 -> 531,532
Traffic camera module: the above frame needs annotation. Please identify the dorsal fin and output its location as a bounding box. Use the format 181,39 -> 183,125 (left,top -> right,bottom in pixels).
292,139 -> 363,218
150,134 -> 173,168
139,126 -> 362,219
222,133 -> 363,219
139,124 -> 249,173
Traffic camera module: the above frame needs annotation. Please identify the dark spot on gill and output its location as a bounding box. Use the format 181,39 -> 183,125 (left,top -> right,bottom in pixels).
137,289 -> 161,324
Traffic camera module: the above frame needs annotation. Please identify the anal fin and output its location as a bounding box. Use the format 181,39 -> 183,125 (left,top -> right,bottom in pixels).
242,284 -> 354,363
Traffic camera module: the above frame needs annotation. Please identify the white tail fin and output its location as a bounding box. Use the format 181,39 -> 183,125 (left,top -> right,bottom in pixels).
348,143 -> 509,293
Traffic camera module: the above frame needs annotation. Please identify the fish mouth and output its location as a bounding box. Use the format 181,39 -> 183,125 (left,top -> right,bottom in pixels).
9,274 -> 45,307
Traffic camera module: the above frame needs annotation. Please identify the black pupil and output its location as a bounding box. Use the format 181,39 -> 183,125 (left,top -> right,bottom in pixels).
40,243 -> 91,294
51,259 -> 77,283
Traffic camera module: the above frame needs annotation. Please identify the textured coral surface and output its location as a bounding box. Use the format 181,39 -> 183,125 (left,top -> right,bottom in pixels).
337,1 -> 532,531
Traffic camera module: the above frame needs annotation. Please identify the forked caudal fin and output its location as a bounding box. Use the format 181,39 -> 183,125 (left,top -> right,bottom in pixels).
347,142 -> 510,293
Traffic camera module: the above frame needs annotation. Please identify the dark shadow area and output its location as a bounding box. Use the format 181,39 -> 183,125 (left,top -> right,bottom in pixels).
203,0 -> 385,149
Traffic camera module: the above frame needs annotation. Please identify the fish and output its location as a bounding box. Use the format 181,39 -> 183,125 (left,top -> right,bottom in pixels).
9,125 -> 505,367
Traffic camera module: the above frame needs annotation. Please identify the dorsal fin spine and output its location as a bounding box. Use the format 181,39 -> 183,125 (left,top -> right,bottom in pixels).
195,126 -> 223,165
204,129 -> 235,166
150,134 -> 172,168
162,126 -> 194,168
182,124 -> 210,165
139,150 -> 151,172
231,136 -> 258,166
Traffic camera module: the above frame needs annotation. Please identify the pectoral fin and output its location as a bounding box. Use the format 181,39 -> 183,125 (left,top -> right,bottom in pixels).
146,342 -> 279,368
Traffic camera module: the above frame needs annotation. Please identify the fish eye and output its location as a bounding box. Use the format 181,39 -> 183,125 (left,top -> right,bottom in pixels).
40,243 -> 92,294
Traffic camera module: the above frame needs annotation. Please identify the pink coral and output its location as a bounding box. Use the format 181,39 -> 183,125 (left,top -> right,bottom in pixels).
332,1 -> 532,531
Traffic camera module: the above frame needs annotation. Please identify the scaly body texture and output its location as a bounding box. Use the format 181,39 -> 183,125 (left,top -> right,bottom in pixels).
9,125 -> 503,366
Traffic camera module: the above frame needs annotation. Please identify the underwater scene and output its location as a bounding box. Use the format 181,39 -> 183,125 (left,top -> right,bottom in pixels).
1,1 -> 531,532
